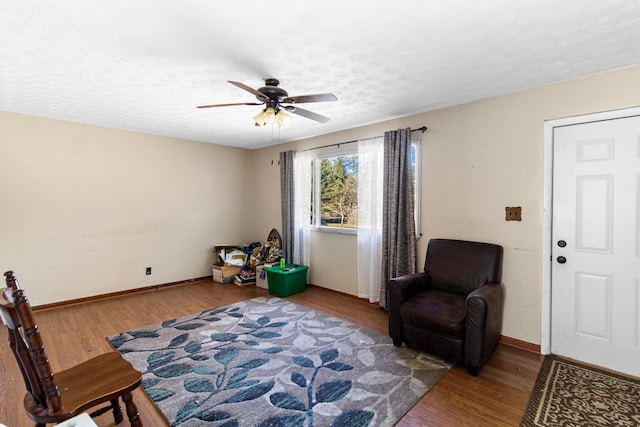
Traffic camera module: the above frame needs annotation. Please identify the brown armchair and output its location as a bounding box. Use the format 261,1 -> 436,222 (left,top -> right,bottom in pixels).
388,239 -> 504,375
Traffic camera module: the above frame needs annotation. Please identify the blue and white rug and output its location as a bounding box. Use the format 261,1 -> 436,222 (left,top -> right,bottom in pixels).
108,297 -> 450,427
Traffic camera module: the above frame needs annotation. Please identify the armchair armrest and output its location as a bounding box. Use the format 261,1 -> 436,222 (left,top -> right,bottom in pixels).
464,282 -> 504,375
388,272 -> 429,346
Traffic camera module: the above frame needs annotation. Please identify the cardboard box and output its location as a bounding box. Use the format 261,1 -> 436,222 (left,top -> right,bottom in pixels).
212,265 -> 242,283
255,263 -> 273,289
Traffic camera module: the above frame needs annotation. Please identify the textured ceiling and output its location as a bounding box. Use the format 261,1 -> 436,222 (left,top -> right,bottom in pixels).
2,1 -> 640,149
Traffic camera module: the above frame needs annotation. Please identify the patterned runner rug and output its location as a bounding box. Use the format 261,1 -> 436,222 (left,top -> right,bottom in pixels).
521,355 -> 640,426
108,297 -> 450,427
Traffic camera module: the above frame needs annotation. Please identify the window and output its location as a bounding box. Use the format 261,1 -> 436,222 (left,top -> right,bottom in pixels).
312,152 -> 358,230
411,140 -> 422,238
310,136 -> 421,237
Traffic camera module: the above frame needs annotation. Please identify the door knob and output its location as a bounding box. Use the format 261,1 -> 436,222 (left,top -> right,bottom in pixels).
557,240 -> 567,247
557,256 -> 567,264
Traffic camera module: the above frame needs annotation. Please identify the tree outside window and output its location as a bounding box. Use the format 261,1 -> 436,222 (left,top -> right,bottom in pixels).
315,154 -> 358,228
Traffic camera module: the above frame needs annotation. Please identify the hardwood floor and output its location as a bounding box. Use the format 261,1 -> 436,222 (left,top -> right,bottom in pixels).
0,279 -> 543,426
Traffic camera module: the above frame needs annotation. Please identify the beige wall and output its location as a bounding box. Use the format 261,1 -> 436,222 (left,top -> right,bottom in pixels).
3,64 -> 640,343
0,111 -> 254,305
251,64 -> 640,345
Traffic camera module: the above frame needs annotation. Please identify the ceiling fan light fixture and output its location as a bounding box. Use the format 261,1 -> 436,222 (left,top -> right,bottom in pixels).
253,107 -> 291,128
275,110 -> 291,127
252,108 -> 266,126
263,107 -> 277,125
253,107 -> 275,126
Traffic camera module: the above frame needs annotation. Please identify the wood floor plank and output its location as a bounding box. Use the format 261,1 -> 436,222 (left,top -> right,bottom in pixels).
0,279 -> 542,426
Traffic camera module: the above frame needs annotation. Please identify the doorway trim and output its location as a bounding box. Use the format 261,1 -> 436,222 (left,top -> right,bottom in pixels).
541,105 -> 640,355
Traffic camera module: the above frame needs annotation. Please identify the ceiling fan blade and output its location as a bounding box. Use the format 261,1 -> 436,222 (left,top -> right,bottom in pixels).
283,106 -> 330,123
228,80 -> 269,101
281,93 -> 338,104
197,102 -> 263,109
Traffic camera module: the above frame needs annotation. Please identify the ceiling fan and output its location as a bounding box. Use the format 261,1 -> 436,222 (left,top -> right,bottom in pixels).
197,79 -> 338,126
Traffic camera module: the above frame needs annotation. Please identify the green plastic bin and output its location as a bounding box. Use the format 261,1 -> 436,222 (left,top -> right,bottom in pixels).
264,264 -> 309,297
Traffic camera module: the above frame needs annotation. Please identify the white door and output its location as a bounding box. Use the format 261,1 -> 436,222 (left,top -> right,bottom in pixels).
552,115 -> 640,378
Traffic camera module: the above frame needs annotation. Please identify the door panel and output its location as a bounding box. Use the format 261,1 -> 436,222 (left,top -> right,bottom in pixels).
576,175 -> 613,252
575,272 -> 611,339
552,116 -> 640,378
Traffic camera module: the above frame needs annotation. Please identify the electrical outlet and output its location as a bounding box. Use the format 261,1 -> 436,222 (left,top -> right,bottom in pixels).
146,267 -> 152,275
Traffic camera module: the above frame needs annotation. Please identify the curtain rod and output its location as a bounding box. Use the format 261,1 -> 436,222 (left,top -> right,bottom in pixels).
300,126 -> 427,152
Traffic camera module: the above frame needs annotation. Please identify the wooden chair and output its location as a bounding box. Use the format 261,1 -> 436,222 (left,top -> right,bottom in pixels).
0,271 -> 143,426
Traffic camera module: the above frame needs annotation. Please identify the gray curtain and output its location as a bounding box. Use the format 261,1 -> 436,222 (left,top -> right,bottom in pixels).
380,128 -> 417,309
280,150 -> 295,262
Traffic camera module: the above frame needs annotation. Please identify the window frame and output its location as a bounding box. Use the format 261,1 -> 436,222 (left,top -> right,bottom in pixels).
308,137 -> 421,238
311,147 -> 359,235
411,139 -> 422,239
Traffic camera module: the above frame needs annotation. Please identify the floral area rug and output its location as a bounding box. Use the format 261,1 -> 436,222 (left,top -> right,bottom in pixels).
108,297 -> 450,427
521,355 -> 640,426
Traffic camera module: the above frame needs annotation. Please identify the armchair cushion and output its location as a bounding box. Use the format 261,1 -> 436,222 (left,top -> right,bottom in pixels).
400,290 -> 466,337
425,239 -> 503,294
